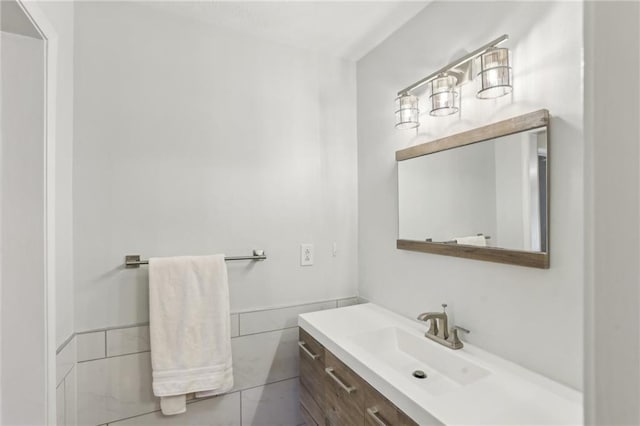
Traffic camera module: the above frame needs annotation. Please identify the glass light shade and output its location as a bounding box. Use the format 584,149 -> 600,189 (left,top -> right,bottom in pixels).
395,94 -> 420,129
477,47 -> 512,99
429,75 -> 459,116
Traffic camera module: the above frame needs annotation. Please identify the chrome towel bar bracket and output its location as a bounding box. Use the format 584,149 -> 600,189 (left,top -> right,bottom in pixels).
124,249 -> 266,268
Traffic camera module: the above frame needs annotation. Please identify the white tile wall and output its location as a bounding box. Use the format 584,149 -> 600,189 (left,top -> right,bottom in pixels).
336,297 -> 360,308
241,379 -> 302,426
57,335 -> 79,425
77,352 -> 159,425
57,382 -> 66,425
239,301 -> 336,335
108,393 -> 241,425
107,326 -> 150,357
74,298 -> 358,425
231,328 -> 299,391
77,332 -> 106,362
230,314 -> 239,338
57,337 -> 77,385
66,366 -> 78,426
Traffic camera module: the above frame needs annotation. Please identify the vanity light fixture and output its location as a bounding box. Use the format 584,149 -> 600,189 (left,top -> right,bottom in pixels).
476,47 -> 512,99
395,93 -> 420,129
395,34 -> 511,129
429,74 -> 459,116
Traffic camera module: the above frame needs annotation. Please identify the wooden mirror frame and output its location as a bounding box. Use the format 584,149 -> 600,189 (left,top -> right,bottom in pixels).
396,109 -> 550,269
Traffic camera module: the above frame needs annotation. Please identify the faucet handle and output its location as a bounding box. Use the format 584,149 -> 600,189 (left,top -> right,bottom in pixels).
447,328 -> 464,349
446,325 -> 469,350
452,325 -> 470,334
441,303 -> 448,313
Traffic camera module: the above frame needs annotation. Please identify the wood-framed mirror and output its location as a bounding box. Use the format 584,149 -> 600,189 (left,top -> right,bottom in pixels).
396,110 -> 550,269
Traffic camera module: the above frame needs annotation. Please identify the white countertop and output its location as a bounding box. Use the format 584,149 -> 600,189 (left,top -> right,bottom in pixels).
298,303 -> 582,425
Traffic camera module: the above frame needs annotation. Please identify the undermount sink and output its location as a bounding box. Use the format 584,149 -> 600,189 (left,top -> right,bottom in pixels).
350,326 -> 490,395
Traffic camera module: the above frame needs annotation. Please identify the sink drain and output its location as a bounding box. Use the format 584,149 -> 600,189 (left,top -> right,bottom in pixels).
412,370 -> 427,379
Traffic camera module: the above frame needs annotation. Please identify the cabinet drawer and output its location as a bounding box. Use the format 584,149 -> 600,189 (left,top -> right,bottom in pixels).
364,384 -> 397,426
364,382 -> 419,426
324,350 -> 365,426
397,410 -> 419,426
299,328 -> 419,426
299,328 -> 326,411
300,380 -> 324,426
300,403 -> 318,426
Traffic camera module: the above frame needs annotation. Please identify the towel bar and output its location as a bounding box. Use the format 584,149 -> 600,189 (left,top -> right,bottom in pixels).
124,249 -> 266,268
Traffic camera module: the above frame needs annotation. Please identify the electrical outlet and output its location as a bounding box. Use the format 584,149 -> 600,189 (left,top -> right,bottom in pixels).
300,243 -> 314,266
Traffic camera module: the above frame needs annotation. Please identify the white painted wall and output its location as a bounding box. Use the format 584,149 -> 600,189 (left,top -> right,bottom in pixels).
357,1 -> 583,389
73,2 -> 358,331
583,2 -> 640,424
35,0 -> 75,349
0,30 -> 47,425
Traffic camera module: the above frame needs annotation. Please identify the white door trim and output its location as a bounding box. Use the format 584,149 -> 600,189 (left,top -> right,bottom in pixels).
12,2 -> 58,423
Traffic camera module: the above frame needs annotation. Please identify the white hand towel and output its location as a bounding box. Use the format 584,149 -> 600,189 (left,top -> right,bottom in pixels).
149,255 -> 233,416
454,235 -> 487,246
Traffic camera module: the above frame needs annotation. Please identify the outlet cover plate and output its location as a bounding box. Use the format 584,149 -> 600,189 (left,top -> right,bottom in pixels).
300,243 -> 314,266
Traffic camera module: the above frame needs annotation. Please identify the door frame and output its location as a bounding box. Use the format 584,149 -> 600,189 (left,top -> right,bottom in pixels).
8,1 -> 58,423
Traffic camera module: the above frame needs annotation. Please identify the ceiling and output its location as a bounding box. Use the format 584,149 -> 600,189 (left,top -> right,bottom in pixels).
146,1 -> 429,61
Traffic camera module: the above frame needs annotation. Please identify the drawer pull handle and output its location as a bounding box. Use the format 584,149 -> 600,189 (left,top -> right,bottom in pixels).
298,341 -> 320,360
366,408 -> 389,426
325,367 -> 356,394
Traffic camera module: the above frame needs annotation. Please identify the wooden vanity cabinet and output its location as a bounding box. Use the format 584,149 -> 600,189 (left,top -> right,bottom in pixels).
364,385 -> 419,426
363,383 -> 397,426
299,327 -> 418,426
299,328 -> 326,425
324,350 -> 366,425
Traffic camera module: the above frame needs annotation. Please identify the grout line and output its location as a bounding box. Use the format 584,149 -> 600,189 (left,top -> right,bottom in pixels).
237,375 -> 300,393
105,390 -> 242,425
73,299 -> 359,363
77,356 -> 108,364
102,407 -> 162,425
77,350 -> 151,364
236,325 -> 299,338
76,322 -> 150,335
240,386 -> 243,426
57,361 -> 75,387
73,297 -> 359,337
79,320 -> 309,364
78,338 -> 300,393
76,324 -> 298,363
56,332 -> 75,354
61,363 -> 75,382
232,297 -> 355,315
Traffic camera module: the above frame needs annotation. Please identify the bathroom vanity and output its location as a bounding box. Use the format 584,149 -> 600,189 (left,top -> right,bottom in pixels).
299,327 -> 418,425
298,303 -> 582,425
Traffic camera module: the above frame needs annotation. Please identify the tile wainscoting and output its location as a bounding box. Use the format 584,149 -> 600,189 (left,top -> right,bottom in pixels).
69,297 -> 361,425
57,335 -> 78,426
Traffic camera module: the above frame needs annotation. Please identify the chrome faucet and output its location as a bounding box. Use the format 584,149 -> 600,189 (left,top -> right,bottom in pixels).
416,304 -> 467,350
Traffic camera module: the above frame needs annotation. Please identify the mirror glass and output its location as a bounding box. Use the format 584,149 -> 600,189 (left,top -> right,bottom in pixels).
398,127 -> 548,252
